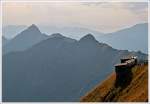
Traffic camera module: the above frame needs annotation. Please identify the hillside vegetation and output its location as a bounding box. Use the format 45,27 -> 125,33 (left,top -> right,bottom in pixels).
81,64 -> 148,102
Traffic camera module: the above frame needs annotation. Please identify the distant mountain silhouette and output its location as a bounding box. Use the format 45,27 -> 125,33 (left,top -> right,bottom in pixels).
2,36 -> 9,46
3,33 -> 147,102
49,33 -> 77,43
79,34 -> 97,42
2,25 -> 27,39
96,23 -> 148,53
3,24 -> 49,54
3,23 -> 147,53
3,25 -> 104,40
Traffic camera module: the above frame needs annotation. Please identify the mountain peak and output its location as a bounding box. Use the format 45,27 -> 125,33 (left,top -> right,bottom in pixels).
27,24 -> 40,32
31,24 -> 36,27
15,24 -> 42,37
50,33 -> 64,38
79,34 -> 96,42
15,24 -> 42,38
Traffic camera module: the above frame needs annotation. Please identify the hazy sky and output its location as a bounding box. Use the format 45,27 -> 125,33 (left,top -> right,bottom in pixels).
2,2 -> 148,33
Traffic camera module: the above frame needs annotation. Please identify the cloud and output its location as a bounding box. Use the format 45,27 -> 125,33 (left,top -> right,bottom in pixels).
2,2 -> 148,33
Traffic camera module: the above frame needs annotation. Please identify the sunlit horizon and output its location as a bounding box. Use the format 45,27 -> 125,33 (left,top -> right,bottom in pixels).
2,2 -> 148,33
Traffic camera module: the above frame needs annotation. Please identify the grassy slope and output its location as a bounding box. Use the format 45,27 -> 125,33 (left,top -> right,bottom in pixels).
80,64 -> 148,102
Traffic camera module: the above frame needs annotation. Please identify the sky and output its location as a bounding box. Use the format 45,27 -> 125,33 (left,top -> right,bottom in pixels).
2,1 -> 148,33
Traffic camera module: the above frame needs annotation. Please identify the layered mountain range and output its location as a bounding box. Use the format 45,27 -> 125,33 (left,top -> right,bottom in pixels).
96,23 -> 148,53
2,24 -> 148,102
3,23 -> 148,53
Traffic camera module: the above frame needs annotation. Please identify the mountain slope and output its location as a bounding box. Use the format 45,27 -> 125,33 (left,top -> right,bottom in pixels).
97,23 -> 148,53
2,25 -> 27,39
3,25 -> 104,40
3,34 -> 147,102
3,24 -> 49,54
81,64 -> 148,102
2,36 -> 9,46
3,23 -> 147,53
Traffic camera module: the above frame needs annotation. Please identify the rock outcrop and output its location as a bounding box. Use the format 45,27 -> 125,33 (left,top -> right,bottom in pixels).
81,60 -> 148,102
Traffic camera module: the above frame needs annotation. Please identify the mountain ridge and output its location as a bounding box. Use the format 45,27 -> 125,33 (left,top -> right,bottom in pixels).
3,23 -> 148,54
3,31 -> 147,101
79,34 -> 97,42
96,23 -> 148,53
3,24 -> 49,54
81,64 -> 148,102
2,36 -> 9,46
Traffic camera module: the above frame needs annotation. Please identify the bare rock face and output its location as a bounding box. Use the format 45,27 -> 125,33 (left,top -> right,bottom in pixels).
115,67 -> 133,88
81,64 -> 148,102
114,57 -> 137,87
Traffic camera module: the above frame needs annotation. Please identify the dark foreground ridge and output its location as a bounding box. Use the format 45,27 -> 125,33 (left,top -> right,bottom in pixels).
81,56 -> 148,102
